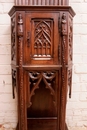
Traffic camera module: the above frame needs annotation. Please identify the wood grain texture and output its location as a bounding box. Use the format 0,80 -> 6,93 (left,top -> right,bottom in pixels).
9,5 -> 75,130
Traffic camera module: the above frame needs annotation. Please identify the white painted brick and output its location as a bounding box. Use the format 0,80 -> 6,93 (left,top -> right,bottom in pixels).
0,65 -> 11,75
73,54 -> 83,63
70,3 -> 87,14
73,14 -> 82,24
0,25 -> 11,35
0,94 -> 16,103
80,83 -> 87,91
74,65 -> 87,74
0,14 -> 10,25
81,74 -> 87,82
73,110 -> 82,116
0,85 -> 12,93
77,121 -> 87,127
69,92 -> 80,102
0,35 -> 11,45
72,83 -> 81,92
69,0 -> 84,3
74,24 -> 87,35
79,93 -> 87,101
0,4 -> 3,13
68,127 -> 87,130
82,110 -> 87,116
73,44 -> 87,54
0,75 -> 11,85
82,55 -> 87,63
72,116 -> 82,121
66,110 -> 74,116
72,74 -> 80,83
0,55 -> 11,65
67,102 -> 87,109
73,35 -> 81,45
81,35 -> 87,44
0,103 -> 17,111
0,45 -> 11,54
0,0 -> 14,2
3,3 -> 14,13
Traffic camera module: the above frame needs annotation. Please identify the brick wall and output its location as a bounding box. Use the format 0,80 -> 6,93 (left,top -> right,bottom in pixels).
66,0 -> 87,130
0,0 -> 17,130
0,0 -> 87,130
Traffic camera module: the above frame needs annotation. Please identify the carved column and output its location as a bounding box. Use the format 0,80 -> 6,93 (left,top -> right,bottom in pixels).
60,13 -> 68,130
17,12 -> 27,130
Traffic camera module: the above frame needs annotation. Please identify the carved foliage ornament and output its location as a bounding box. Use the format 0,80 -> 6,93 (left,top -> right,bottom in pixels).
11,17 -> 16,61
61,13 -> 67,66
69,17 -> 73,62
28,71 -> 56,107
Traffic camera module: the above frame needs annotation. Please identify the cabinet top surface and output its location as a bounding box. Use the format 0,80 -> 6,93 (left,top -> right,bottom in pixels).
8,5 -> 75,17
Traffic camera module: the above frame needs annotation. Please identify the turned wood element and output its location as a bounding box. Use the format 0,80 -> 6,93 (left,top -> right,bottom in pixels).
14,0 -> 69,5
28,71 -> 56,107
17,13 -> 25,130
12,69 -> 16,98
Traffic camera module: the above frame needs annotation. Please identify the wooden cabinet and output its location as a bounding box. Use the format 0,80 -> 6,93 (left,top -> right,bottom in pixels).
9,5 -> 75,130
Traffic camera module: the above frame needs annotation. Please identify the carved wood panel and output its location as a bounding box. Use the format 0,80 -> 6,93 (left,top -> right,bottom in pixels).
14,0 -> 69,5
27,70 -> 58,117
25,12 -> 59,65
32,19 -> 53,58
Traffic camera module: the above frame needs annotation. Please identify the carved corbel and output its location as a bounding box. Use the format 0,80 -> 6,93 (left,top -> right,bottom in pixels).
12,69 -> 16,99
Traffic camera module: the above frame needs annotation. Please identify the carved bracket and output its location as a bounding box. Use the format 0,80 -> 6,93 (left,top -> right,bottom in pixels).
68,69 -> 72,98
28,71 -> 56,108
12,69 -> 16,99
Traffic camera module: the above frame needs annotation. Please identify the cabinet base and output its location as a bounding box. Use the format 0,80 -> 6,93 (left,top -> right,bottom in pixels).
16,122 -> 69,130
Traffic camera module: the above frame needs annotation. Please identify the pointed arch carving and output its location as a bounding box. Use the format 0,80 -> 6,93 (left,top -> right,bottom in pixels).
28,71 -> 57,107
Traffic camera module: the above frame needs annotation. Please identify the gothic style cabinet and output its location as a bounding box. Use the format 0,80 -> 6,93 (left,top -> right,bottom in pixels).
8,1 -> 75,130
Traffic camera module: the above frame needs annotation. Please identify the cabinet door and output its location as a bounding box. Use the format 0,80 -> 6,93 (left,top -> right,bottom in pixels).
24,12 -> 60,65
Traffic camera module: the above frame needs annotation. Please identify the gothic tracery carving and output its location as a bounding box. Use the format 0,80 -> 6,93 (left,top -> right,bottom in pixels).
28,71 -> 56,107
33,20 -> 53,57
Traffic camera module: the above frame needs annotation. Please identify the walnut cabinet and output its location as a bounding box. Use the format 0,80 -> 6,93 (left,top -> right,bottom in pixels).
9,5 -> 75,130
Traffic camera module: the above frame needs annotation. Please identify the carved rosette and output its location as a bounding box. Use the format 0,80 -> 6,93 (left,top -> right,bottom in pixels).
11,16 -> 16,62
60,13 -> 68,130
28,71 -> 57,108
12,69 -> 16,99
17,13 -> 25,130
